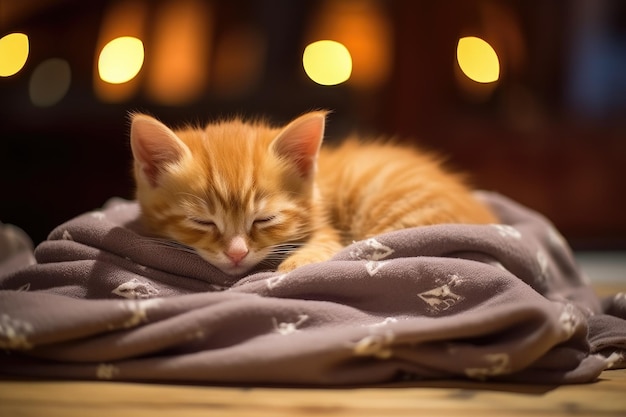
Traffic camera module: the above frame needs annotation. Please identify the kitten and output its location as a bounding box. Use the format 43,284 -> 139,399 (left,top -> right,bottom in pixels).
130,111 -> 497,276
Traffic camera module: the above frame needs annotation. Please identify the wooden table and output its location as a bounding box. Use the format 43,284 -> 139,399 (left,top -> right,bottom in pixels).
2,370 -> 625,417
2,283 -> 625,417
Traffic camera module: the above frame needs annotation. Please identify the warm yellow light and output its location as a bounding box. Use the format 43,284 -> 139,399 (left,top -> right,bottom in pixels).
98,36 -> 144,84
305,0 -> 392,89
303,40 -> 352,86
0,33 -> 29,77
457,36 -> 500,83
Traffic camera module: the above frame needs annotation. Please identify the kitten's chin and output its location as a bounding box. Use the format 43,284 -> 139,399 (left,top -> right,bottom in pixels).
219,263 -> 255,277
196,251 -> 260,277
209,259 -> 255,277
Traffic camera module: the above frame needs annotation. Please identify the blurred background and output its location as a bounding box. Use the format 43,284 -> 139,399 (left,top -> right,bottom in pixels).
1,0 -> 625,253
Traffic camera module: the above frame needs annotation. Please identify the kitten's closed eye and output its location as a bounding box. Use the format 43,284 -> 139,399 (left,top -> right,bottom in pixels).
189,215 -> 277,232
253,215 -> 276,225
190,218 -> 216,228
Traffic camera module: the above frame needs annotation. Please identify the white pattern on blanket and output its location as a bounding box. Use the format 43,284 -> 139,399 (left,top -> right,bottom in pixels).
0,192 -> 625,385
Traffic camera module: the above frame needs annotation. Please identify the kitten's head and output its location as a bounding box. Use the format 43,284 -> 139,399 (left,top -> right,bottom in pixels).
130,111 -> 326,276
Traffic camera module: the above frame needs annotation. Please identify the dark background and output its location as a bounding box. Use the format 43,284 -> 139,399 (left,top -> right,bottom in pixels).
1,0 -> 625,249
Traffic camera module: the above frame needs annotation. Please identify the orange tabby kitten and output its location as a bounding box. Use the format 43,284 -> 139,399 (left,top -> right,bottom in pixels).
130,111 -> 496,276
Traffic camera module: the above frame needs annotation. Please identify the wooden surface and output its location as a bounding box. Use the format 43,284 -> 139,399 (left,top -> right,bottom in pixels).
1,370 -> 625,417
1,281 -> 625,417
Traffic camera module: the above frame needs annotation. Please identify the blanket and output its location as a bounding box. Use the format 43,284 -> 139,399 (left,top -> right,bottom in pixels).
1,192 -> 624,386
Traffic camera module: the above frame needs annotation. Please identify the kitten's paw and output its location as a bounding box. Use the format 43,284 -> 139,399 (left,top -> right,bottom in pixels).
277,251 -> 332,273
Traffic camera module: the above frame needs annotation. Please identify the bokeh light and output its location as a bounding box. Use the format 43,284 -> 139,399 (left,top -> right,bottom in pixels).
29,58 -> 71,107
0,33 -> 29,77
146,0 -> 211,105
98,36 -> 144,84
457,36 -> 500,83
305,0 -> 392,89
303,40 -> 352,86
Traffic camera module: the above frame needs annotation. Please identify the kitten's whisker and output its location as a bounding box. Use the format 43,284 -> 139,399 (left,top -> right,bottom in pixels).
120,237 -> 199,257
266,244 -> 303,254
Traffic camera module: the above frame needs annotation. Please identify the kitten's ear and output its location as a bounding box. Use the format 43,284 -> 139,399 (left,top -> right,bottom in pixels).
130,113 -> 190,187
271,111 -> 327,179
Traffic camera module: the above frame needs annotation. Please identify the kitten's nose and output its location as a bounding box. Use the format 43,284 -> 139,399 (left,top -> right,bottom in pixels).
224,236 -> 249,264
225,248 -> 248,264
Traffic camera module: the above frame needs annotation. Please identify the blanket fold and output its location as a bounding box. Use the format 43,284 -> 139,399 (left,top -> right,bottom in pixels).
1,192 -> 624,385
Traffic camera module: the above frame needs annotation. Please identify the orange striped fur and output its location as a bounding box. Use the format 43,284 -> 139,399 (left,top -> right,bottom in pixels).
130,111 -> 496,276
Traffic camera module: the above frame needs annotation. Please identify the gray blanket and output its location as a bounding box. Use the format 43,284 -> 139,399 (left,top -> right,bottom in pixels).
1,192 -> 624,385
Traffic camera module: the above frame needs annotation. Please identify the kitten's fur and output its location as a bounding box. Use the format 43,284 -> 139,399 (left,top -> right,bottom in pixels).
130,111 -> 496,276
